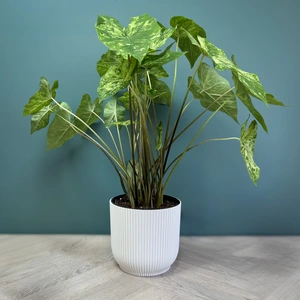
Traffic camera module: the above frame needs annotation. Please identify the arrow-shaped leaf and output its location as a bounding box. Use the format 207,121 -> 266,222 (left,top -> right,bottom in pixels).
189,63 -> 238,122
47,102 -> 76,150
196,37 -> 268,105
103,96 -> 126,128
232,73 -> 268,132
148,75 -> 171,105
30,103 -> 59,134
75,94 -> 102,131
266,93 -> 285,106
97,54 -> 136,101
23,77 -> 58,116
240,118 -> 260,185
169,16 -> 206,67
95,14 -> 162,62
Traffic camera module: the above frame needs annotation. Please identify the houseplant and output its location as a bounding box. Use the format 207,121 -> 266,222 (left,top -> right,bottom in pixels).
23,14 -> 284,276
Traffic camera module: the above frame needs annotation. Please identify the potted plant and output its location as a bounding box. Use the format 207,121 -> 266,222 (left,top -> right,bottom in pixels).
23,14 -> 284,276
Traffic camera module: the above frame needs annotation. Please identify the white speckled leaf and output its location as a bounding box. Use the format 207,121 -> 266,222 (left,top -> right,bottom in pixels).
142,49 -> 185,68
95,14 -> 162,62
47,102 -> 76,150
97,54 -> 136,101
232,73 -> 268,132
23,77 -> 58,116
150,27 -> 175,49
103,96 -> 126,128
240,119 -> 260,185
197,36 -> 268,105
30,103 -> 59,134
189,63 -> 238,122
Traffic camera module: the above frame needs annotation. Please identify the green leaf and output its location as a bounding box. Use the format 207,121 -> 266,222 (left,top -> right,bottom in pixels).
150,27 -> 175,49
148,75 -> 171,105
240,118 -> 260,185
147,66 -> 169,78
51,80 -> 59,98
156,121 -> 163,151
232,73 -> 268,132
170,16 -> 206,67
233,68 -> 268,105
141,49 -> 185,67
266,93 -> 285,106
103,96 -> 126,128
97,54 -> 135,101
197,36 -> 235,71
47,102 -> 76,150
23,77 -> 58,116
97,50 -> 116,77
30,103 -> 59,134
197,37 -> 268,105
189,63 -> 238,122
75,94 -> 103,131
95,14 -> 162,62
118,92 -> 130,110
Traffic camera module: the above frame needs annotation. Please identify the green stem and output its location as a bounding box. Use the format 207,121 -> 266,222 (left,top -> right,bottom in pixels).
92,111 -> 123,163
171,87 -> 235,145
54,113 -> 128,190
163,54 -> 205,172
162,97 -> 230,191
164,137 -> 240,174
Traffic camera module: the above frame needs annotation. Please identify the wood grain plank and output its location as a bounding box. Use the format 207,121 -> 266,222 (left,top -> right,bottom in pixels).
1,235 -> 300,300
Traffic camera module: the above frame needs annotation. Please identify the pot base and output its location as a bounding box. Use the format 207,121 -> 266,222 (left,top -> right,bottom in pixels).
118,264 -> 170,277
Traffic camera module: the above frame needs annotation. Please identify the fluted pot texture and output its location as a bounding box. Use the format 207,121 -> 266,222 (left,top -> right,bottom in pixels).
110,195 -> 181,276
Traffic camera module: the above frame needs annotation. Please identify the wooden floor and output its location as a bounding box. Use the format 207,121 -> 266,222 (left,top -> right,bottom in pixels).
0,235 -> 300,300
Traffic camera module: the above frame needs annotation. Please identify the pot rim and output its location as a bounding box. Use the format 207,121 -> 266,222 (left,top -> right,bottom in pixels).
109,194 -> 181,211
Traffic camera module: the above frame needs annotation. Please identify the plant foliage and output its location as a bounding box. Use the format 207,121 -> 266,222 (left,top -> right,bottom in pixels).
23,14 -> 284,208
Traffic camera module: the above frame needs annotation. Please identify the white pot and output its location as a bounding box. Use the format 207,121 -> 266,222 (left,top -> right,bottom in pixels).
110,195 -> 181,276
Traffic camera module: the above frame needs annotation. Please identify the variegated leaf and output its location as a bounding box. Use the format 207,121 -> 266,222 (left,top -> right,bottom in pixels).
95,14 -> 162,62
150,27 -> 175,49
23,77 -> 58,116
232,73 -> 268,132
47,102 -> 76,150
240,119 -> 260,185
148,75 -> 171,105
97,54 -> 136,101
75,94 -> 103,131
170,16 -> 206,67
189,63 -> 238,122
103,96 -> 126,128
30,103 -> 59,134
141,49 -> 185,68
147,66 -> 169,78
197,37 -> 268,105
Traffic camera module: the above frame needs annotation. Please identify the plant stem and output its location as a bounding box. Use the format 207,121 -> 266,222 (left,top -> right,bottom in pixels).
163,54 -> 205,172
55,113 -> 128,191
162,96 -> 230,191
164,137 -> 240,174
92,111 -> 123,163
171,87 -> 235,145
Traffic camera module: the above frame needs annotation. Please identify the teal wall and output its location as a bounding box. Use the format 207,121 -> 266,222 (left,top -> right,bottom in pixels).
0,0 -> 299,235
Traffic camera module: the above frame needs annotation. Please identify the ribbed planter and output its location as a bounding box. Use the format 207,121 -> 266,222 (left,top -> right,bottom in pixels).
110,195 -> 181,276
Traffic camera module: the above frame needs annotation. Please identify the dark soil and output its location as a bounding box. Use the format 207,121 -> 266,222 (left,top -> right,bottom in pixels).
112,194 -> 180,210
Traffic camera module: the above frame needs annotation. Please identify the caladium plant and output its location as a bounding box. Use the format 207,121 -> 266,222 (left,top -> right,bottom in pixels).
23,14 -> 284,209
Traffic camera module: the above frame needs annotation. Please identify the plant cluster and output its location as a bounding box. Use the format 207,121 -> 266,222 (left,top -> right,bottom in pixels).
23,14 -> 284,208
